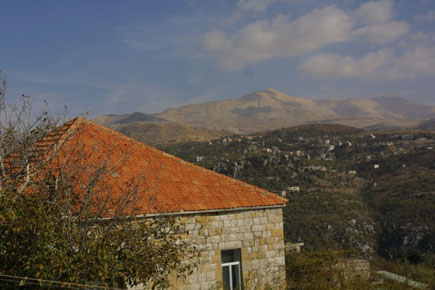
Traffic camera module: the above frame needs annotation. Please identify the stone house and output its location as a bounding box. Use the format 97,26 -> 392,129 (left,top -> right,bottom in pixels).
54,118 -> 288,290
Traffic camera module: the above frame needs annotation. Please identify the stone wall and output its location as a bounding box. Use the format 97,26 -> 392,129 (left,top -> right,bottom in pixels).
335,258 -> 370,282
171,207 -> 286,290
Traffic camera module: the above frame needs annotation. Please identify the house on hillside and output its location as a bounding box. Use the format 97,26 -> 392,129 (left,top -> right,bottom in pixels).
54,118 -> 288,290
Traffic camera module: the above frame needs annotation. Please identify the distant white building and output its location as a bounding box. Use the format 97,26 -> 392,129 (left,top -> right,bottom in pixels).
287,186 -> 300,192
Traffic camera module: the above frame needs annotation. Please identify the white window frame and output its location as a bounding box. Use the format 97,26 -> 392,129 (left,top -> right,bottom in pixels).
222,261 -> 242,290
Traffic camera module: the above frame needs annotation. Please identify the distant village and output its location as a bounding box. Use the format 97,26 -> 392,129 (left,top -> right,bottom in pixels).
190,131 -> 435,197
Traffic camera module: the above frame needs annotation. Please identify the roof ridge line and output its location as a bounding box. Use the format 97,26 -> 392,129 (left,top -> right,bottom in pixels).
43,117 -> 84,152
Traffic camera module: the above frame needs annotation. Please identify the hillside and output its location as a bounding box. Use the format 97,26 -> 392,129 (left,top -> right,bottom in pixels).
155,89 -> 435,133
94,112 -> 165,126
161,124 -> 435,262
258,123 -> 365,138
113,121 -> 229,145
320,96 -> 435,119
94,113 -> 229,145
418,119 -> 435,131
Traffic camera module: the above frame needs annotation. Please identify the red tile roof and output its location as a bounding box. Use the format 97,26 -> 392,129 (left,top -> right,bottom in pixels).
47,118 -> 287,215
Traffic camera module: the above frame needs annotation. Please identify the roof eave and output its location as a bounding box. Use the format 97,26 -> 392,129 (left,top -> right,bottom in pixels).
135,203 -> 287,218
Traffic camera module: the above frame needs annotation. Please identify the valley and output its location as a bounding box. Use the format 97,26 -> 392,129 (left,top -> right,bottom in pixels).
160,124 -> 435,265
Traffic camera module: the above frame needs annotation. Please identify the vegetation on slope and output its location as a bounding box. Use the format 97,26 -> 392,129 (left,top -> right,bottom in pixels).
114,121 -> 229,145
161,124 -> 435,265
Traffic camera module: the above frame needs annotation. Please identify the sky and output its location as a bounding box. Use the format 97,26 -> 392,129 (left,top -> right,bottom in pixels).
1,0 -> 435,117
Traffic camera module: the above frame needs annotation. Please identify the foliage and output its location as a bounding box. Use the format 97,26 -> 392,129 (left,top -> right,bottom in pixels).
0,76 -> 196,289
285,249 -> 371,290
286,250 -> 435,289
161,123 -> 435,261
371,254 -> 435,288
0,188 -> 194,289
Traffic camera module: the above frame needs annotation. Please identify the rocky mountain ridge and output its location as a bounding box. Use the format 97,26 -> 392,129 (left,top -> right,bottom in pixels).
155,89 -> 435,133
95,89 -> 435,144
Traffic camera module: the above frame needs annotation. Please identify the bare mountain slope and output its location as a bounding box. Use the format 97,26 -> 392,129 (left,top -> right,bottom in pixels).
320,98 -> 397,119
155,89 -> 435,133
96,89 -> 435,138
372,96 -> 435,119
156,89 -> 340,133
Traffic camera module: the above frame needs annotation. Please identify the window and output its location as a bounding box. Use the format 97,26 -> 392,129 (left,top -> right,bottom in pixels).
221,249 -> 243,290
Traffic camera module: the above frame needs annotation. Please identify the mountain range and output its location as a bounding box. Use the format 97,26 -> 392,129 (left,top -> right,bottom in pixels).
95,89 -> 435,144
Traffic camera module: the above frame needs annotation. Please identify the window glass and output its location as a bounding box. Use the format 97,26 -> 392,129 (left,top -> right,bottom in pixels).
221,249 -> 241,263
232,264 -> 241,290
221,249 -> 243,290
222,265 -> 230,290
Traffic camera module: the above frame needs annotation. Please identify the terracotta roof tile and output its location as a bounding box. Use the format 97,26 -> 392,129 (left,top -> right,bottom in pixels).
44,117 -> 287,215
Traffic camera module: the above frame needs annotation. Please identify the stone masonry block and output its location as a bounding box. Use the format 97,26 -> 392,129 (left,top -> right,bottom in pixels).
185,223 -> 195,231
219,241 -> 242,249
252,224 -> 265,232
235,213 -> 244,219
274,222 -> 283,230
206,271 -> 215,281
244,232 -> 253,240
253,231 -> 262,238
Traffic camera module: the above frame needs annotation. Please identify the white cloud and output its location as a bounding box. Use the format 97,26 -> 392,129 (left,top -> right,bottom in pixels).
415,10 -> 435,23
299,50 -> 393,77
203,6 -> 353,70
203,0 -> 410,70
386,45 -> 435,78
408,31 -> 435,45
352,21 -> 409,43
299,45 -> 435,79
353,0 -> 393,24
235,0 -> 306,14
236,0 -> 277,13
351,0 -> 408,44
229,0 -> 307,26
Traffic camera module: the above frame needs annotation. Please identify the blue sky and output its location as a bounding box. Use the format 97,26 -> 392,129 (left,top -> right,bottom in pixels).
1,0 -> 435,117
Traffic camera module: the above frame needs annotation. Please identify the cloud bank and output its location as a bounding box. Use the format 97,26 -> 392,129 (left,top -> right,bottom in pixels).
299,45 -> 435,79
203,5 -> 352,70
202,0 -> 412,72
